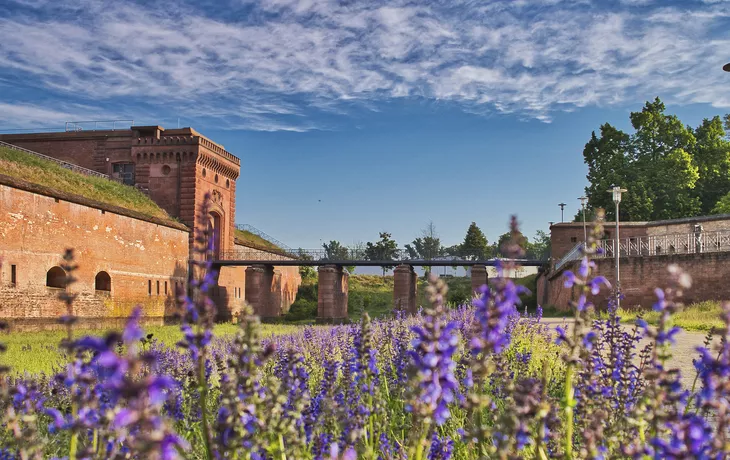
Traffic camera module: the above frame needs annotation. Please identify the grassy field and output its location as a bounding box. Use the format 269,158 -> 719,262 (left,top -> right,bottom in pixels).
287,273 -> 539,322
0,146 -> 170,221
233,228 -> 284,251
0,322 -> 301,375
616,300 -> 725,332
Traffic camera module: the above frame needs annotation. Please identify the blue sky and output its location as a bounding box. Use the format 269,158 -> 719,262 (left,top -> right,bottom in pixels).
1,0 -> 730,249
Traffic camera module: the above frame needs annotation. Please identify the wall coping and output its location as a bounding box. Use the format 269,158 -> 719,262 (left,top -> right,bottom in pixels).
551,213 -> 730,229
0,173 -> 190,233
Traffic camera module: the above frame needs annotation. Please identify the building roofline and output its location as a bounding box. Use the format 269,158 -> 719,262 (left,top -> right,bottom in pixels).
551,214 -> 730,229
0,173 -> 190,232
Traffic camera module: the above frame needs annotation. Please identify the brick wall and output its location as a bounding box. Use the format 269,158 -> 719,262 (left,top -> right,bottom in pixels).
550,222 -> 648,260
0,181 -> 189,328
214,243 -> 302,319
538,251 -> 730,311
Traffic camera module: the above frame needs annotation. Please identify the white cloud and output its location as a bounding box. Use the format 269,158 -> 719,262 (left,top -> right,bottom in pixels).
0,0 -> 729,130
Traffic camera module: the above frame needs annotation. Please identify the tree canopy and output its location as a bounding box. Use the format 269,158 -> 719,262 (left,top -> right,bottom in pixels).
365,232 -> 399,276
460,222 -> 489,260
580,98 -> 730,221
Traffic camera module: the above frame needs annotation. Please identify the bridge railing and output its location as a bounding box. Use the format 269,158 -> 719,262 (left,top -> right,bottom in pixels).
596,230 -> 730,258
219,247 -> 549,264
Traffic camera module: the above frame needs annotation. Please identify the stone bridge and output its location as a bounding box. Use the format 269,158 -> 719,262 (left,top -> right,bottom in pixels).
213,249 -> 546,322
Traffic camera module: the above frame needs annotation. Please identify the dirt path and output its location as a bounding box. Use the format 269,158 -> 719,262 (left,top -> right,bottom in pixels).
539,318 -> 720,387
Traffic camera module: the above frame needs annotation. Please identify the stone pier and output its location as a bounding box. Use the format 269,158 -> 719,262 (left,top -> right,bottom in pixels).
317,265 -> 349,323
244,265 -> 280,319
394,264 -> 418,315
471,264 -> 489,294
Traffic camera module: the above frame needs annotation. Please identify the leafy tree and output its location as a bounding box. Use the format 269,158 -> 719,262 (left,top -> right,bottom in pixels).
693,116 -> 730,214
460,222 -> 489,260
712,191 -> 730,214
322,240 -> 355,273
365,232 -> 399,276
405,222 -> 442,276
295,248 -> 316,280
581,98 -> 702,221
494,231 -> 529,258
442,244 -> 462,258
526,230 -> 551,260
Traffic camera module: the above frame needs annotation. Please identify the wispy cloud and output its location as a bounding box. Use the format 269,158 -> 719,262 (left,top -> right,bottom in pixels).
1,0 -> 729,130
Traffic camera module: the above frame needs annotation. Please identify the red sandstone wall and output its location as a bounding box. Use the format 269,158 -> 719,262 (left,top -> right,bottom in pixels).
540,252 -> 730,311
0,183 -> 189,324
215,244 -> 302,318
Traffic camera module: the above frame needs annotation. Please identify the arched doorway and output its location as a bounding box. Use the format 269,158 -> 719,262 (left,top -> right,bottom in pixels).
208,211 -> 222,260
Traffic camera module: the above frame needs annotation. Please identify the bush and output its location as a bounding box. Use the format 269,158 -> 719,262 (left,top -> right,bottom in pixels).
284,298 -> 317,321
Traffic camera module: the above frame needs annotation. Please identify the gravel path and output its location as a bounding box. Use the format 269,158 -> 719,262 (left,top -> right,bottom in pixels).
539,318 -> 721,387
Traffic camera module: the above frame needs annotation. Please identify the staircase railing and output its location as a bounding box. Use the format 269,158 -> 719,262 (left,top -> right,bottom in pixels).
0,141 -> 109,179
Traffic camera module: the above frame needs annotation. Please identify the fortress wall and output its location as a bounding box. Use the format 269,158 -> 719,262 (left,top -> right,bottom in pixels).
0,179 -> 190,329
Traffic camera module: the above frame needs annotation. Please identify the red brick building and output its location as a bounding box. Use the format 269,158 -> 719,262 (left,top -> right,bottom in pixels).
539,214 -> 730,310
0,126 -> 239,257
0,126 -> 300,327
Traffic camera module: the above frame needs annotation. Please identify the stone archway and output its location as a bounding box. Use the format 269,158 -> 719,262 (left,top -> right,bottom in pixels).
208,211 -> 223,260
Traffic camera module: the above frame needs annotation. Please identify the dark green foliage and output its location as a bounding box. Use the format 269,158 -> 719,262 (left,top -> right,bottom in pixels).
365,232 -> 399,276
322,240 -> 355,273
460,222 -> 489,260
285,281 -> 318,321
405,222 -> 443,276
582,98 -> 730,220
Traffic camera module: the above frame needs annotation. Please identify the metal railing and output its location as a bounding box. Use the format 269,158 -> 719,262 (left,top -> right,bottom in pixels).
65,120 -> 134,132
0,141 -> 109,179
235,224 -> 294,252
555,243 -> 583,271
219,247 -> 548,264
596,230 -> 730,258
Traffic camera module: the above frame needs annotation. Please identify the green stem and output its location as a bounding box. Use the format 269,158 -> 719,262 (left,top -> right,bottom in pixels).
69,400 -> 78,460
278,433 -> 287,460
563,364 -> 574,459
198,350 -> 214,460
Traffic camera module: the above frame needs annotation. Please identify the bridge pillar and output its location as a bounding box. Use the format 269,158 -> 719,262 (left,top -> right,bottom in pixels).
394,264 -> 418,315
244,265 -> 278,319
471,264 -> 489,294
317,265 -> 349,323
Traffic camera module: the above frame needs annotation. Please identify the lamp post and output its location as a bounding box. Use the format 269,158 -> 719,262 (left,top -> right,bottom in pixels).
608,186 -> 627,308
724,63 -> 730,72
578,196 -> 588,244
558,203 -> 566,222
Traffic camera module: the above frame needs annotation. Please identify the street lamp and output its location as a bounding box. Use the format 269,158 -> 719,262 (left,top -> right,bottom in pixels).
724,63 -> 730,72
578,196 -> 588,244
558,203 -> 566,222
608,186 -> 627,308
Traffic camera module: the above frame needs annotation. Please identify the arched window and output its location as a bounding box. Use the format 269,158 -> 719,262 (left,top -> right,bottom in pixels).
95,271 -> 111,292
46,266 -> 66,288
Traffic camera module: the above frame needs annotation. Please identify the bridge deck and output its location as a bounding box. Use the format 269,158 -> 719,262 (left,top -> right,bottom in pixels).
212,259 -> 546,267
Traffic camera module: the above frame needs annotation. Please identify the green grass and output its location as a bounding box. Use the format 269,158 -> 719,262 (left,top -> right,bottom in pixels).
234,228 -> 283,251
289,273 -> 540,322
0,322 -> 301,375
0,146 -> 171,221
616,300 -> 725,332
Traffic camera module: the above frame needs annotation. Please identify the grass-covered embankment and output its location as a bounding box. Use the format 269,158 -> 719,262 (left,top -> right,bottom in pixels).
0,145 -> 170,220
